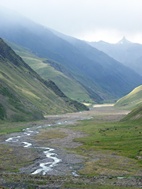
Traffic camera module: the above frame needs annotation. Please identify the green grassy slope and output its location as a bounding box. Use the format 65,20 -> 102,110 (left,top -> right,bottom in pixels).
8,42 -> 93,103
122,105 -> 142,122
1,10 -> 141,103
0,80 -> 44,121
115,85 -> 142,109
0,39 -> 88,121
115,85 -> 142,122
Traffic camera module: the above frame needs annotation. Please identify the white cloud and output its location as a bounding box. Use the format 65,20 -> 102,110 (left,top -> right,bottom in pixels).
0,0 -> 142,43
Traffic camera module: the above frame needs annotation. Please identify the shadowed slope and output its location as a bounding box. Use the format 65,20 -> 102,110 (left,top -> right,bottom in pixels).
0,9 -> 142,102
0,38 -> 88,121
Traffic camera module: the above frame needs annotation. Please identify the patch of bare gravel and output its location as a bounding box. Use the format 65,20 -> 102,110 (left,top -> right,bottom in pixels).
31,127 -> 86,176
47,128 -> 86,149
2,106 -> 142,188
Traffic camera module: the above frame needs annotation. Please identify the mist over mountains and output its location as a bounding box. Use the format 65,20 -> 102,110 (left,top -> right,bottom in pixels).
89,37 -> 142,76
0,8 -> 142,104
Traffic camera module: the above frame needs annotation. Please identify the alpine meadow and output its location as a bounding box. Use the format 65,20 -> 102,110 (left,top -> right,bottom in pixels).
0,2 -> 142,188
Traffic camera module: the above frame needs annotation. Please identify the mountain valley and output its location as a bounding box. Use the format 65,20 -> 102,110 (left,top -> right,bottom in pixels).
1,7 -> 142,189
0,38 -> 87,121
0,9 -> 142,103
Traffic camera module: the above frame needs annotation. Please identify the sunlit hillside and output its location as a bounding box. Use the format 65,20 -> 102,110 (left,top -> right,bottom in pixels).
115,85 -> 142,109
0,38 -> 88,121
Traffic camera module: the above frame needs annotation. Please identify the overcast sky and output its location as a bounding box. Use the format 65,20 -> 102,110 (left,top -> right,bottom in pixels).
0,0 -> 142,43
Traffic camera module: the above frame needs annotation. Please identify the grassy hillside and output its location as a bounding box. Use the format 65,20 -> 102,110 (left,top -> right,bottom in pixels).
8,42 -> 93,103
115,85 -> 142,121
0,80 -> 44,121
122,105 -> 142,122
1,10 -> 142,102
0,38 -> 88,121
115,85 -> 142,109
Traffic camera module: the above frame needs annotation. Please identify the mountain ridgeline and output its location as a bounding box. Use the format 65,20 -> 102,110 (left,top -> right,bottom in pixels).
115,85 -> 142,110
0,9 -> 142,103
89,37 -> 142,76
0,38 -> 88,121
7,41 -> 94,103
114,85 -> 142,122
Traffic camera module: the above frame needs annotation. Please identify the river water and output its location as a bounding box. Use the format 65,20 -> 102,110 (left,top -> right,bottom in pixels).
5,124 -> 62,175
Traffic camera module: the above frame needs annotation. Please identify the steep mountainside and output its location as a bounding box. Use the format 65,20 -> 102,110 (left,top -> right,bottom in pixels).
115,85 -> 142,109
89,37 -> 142,76
0,38 -> 87,121
0,9 -> 142,102
7,41 -> 93,103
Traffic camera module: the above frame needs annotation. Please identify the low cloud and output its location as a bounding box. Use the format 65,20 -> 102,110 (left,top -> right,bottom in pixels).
0,0 -> 142,42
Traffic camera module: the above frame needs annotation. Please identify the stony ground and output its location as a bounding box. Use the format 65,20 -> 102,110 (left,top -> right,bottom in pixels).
1,105 -> 142,188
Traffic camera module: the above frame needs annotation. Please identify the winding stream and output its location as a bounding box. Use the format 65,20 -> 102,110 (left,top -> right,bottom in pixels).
32,147 -> 61,175
5,124 -> 62,175
4,113 -> 93,176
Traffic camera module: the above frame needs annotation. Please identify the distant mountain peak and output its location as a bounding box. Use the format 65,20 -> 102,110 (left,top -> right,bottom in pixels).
117,36 -> 131,45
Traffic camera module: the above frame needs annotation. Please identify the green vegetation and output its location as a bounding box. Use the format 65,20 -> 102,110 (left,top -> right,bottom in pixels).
0,121 -> 29,135
1,174 -> 138,189
1,106 -> 142,188
3,15 -> 142,103
122,105 -> 142,122
8,41 -> 93,103
63,182 -> 138,189
115,85 -> 142,109
0,79 -> 43,121
115,85 -> 142,122
0,38 -> 87,121
0,144 -> 38,173
0,103 -> 6,120
68,118 -> 142,177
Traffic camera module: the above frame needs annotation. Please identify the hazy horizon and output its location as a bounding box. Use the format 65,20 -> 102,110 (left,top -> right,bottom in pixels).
0,0 -> 142,43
